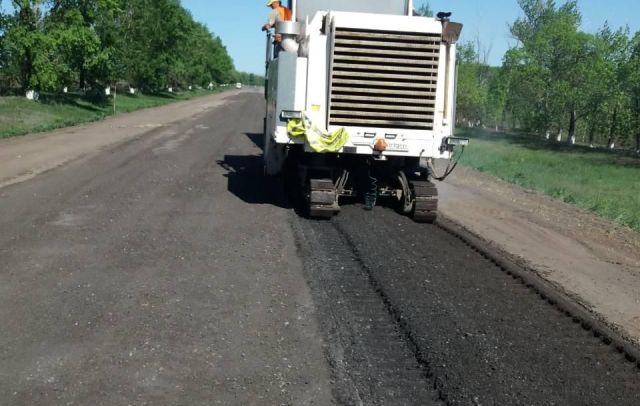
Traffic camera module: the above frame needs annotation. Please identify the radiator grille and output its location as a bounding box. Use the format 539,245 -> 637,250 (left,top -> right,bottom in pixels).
329,28 -> 441,130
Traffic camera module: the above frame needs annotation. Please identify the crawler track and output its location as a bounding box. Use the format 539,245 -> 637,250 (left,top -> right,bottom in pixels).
294,205 -> 640,405
411,180 -> 438,223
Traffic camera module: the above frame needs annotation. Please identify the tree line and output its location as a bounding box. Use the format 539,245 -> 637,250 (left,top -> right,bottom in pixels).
455,0 -> 640,151
0,0 -> 256,95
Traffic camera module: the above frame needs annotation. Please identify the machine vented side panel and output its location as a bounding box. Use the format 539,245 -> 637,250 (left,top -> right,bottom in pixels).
330,28 -> 441,130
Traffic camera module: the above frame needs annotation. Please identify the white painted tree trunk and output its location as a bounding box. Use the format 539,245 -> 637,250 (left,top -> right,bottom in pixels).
105,87 -> 111,96
556,131 -> 562,142
63,87 -> 68,94
545,131 -> 550,140
568,135 -> 576,145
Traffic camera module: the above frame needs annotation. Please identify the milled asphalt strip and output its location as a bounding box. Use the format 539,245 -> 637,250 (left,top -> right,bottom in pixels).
435,215 -> 640,369
329,204 -> 639,405
329,219 -> 449,404
291,215 -> 445,406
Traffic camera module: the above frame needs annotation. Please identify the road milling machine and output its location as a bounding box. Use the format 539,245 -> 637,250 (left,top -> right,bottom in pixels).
264,0 -> 467,222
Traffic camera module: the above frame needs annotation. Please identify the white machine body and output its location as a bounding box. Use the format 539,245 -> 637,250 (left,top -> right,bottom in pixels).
265,0 -> 460,174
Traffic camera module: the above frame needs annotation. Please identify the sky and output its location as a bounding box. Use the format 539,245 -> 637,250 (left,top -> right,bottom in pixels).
1,1 -> 638,73
182,0 -> 640,74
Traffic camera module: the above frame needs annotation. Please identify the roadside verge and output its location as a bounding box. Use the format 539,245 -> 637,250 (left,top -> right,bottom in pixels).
438,165 -> 640,345
0,90 -> 247,189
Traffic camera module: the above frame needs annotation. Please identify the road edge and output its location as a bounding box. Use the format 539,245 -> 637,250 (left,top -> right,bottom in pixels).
436,215 -> 640,369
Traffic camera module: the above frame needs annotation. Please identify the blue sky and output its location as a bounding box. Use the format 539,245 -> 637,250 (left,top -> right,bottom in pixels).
182,0 -> 640,73
1,1 -> 638,73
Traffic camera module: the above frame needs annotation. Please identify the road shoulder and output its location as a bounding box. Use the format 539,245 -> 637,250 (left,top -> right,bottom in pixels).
0,90 -> 244,189
438,165 -> 640,344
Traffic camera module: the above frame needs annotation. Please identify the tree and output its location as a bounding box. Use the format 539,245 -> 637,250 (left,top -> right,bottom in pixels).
503,0 -> 640,149
0,1 -> 4,29
0,2 -> 8,80
3,0 -> 55,91
47,0 -> 119,89
580,25 -> 633,148
626,32 -> 640,151
453,40 -> 507,130
455,42 -> 486,126
234,71 -> 264,87
0,0 -> 243,95
485,66 -> 509,129
414,1 -> 433,17
506,0 -> 592,142
101,0 -> 235,91
430,0 -> 639,151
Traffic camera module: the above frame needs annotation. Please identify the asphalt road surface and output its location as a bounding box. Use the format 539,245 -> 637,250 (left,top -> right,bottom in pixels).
0,92 -> 332,405
1,91 -> 638,405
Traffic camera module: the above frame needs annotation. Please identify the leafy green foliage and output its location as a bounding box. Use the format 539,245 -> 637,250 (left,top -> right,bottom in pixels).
235,71 -> 265,86
459,128 -> 640,232
0,2 -> 9,83
47,0 -> 118,88
0,0 -> 248,93
506,0 -> 587,135
456,42 -> 497,126
414,2 -> 433,17
456,0 -> 640,149
626,32 -> 640,150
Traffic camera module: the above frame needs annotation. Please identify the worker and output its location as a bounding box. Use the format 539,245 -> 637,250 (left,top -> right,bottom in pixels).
262,0 -> 292,31
262,0 -> 293,57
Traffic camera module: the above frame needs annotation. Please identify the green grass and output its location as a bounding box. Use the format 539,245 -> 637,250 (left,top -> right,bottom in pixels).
457,128 -> 640,232
0,88 -> 219,139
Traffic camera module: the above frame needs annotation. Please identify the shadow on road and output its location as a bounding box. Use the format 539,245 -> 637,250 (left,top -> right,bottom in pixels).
244,132 -> 265,151
216,155 -> 290,209
230,132 -> 397,216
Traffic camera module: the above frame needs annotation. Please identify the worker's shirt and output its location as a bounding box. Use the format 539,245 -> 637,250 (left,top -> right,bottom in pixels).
266,6 -> 292,26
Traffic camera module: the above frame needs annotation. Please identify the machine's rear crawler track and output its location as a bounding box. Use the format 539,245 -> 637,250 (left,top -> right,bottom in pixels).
410,180 -> 438,223
307,178 -> 339,219
298,152 -> 439,223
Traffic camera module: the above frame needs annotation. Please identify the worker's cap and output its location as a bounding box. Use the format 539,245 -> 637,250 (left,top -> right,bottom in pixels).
266,0 -> 279,6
